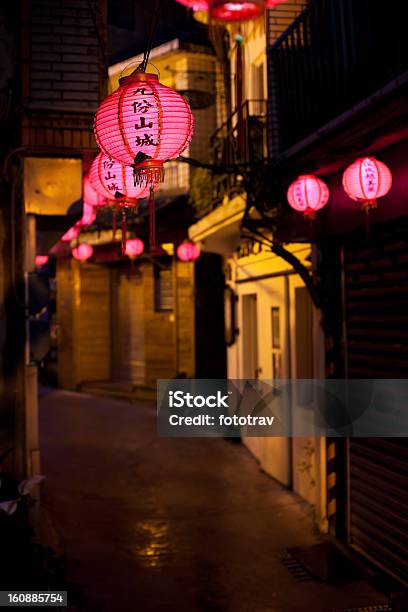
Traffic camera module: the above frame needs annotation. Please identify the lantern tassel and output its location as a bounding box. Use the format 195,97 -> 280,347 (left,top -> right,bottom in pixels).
149,185 -> 156,250
121,209 -> 127,254
112,204 -> 117,241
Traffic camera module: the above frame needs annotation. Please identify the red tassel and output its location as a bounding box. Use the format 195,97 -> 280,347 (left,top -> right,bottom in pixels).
112,204 -> 117,241
149,185 -> 156,250
121,209 -> 127,254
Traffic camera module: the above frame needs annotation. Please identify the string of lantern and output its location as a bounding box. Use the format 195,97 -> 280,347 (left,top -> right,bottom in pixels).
286,157 -> 392,221
91,0 -> 195,255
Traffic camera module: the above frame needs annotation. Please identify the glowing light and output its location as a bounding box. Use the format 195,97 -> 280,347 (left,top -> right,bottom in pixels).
174,0 -> 287,22
35,255 -> 49,266
124,238 -> 144,258
177,241 -> 201,262
61,226 -> 80,242
89,152 -> 156,205
287,175 -> 330,218
72,243 -> 93,261
342,157 -> 392,211
94,72 -> 194,174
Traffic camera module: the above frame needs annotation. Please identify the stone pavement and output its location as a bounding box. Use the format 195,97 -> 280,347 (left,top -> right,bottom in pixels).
39,389 -> 388,611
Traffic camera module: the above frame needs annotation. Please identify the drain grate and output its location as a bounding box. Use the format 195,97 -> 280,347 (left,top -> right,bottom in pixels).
326,605 -> 393,612
280,551 -> 315,582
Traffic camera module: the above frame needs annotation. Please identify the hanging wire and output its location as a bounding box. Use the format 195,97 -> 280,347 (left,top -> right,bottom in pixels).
138,0 -> 162,73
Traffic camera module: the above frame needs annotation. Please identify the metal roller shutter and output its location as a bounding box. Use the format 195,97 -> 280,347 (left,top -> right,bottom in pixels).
343,218 -> 408,586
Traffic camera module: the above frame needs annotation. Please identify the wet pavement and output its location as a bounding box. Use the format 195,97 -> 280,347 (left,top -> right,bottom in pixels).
39,389 -> 386,612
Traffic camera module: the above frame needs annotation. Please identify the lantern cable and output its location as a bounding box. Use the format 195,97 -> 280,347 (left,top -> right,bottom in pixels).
139,0 -> 162,73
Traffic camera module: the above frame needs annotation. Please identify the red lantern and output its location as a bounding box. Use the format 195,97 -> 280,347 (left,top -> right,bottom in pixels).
176,0 -> 208,9
342,157 -> 392,211
72,243 -> 93,261
125,238 -> 144,258
89,152 -> 154,206
35,255 -> 49,267
61,225 -> 81,242
287,175 -> 330,218
175,0 -> 286,22
177,241 -> 201,262
94,72 -> 194,185
83,175 -> 105,208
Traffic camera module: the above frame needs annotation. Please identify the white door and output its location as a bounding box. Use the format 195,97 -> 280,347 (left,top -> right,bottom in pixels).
242,294 -> 259,378
240,280 -> 291,486
289,278 -> 317,505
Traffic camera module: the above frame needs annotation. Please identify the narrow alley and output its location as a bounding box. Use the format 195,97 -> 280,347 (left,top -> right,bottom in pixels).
40,390 -> 386,612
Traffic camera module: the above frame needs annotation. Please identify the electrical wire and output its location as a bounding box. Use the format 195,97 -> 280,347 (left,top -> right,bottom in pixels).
140,0 -> 162,72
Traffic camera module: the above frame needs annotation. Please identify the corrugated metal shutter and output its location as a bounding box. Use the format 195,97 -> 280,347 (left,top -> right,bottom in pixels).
343,219 -> 408,586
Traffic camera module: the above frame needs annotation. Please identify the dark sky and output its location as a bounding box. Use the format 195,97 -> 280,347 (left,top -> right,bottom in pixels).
108,0 -> 208,65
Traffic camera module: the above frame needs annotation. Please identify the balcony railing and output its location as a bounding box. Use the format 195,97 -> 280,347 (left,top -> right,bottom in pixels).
209,99 -> 267,208
268,0 -> 407,155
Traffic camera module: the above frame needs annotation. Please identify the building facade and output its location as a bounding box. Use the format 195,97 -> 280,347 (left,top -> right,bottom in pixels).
190,0 -> 408,587
0,0 -> 107,478
56,34 -> 227,392
266,0 -> 407,587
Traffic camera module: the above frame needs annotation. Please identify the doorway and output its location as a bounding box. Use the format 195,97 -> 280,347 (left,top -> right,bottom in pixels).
112,269 -> 145,385
242,294 -> 259,378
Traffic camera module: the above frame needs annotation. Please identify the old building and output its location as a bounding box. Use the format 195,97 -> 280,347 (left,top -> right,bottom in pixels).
0,0 -> 107,478
55,31 -> 227,394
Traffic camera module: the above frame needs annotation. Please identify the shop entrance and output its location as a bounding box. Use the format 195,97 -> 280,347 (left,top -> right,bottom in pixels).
112,269 -> 145,385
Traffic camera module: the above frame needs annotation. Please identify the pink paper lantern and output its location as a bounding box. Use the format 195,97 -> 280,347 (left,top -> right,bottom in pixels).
175,0 -> 286,21
177,241 -> 201,262
72,243 -> 93,261
211,1 -> 263,21
94,72 -> 194,183
124,238 -> 144,258
83,175 -> 105,208
287,175 -> 330,218
342,157 -> 392,211
176,0 -> 208,9
35,255 -> 49,267
79,199 -> 97,226
89,152 -> 155,205
61,226 -> 81,242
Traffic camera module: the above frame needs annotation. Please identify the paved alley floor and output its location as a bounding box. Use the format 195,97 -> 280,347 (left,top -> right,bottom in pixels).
39,390 -> 387,612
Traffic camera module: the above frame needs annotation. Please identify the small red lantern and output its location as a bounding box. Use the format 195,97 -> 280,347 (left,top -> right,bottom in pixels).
125,238 -> 144,258
177,241 -> 201,262
342,157 -> 392,211
72,243 -> 93,261
287,175 -> 330,218
89,152 -> 154,206
175,0 -> 286,22
61,225 -> 81,242
176,0 -> 208,9
35,255 -> 49,267
94,72 -> 194,185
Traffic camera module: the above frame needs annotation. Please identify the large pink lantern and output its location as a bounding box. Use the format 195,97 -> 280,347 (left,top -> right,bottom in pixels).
125,238 -> 144,258
72,243 -> 93,261
177,241 -> 201,262
94,72 -> 194,185
175,0 -> 286,22
89,152 -> 154,206
342,157 -> 392,211
287,175 -> 330,218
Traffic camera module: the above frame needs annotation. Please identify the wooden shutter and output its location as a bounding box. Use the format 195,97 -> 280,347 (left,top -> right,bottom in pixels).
343,218 -> 408,586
